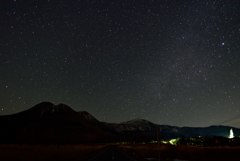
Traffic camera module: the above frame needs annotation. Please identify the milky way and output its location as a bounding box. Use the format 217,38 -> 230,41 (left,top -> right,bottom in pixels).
1,0 -> 240,127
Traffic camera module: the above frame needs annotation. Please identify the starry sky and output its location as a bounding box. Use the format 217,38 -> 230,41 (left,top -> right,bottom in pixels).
1,0 -> 240,127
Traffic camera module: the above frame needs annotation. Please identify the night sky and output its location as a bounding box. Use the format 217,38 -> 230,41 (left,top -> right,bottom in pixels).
1,0 -> 240,127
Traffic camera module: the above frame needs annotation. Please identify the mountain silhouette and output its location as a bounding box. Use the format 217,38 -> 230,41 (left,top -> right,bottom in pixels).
0,102 -> 117,144
1,102 -> 240,144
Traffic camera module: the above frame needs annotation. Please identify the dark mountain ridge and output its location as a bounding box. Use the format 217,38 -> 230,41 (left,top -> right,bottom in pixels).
0,102 -> 117,144
0,102 -> 239,144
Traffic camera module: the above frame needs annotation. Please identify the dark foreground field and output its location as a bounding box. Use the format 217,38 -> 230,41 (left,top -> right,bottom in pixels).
0,144 -> 106,161
1,144 -> 240,161
120,144 -> 240,161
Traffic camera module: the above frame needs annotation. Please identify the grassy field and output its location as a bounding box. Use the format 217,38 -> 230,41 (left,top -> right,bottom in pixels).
120,144 -> 240,161
0,144 -> 106,161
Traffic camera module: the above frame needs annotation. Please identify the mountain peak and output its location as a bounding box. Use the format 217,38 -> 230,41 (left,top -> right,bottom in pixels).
123,118 -> 152,124
26,102 -> 75,119
55,104 -> 75,112
30,102 -> 54,111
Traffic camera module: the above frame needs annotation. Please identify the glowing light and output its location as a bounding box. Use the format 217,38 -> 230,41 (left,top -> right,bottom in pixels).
150,140 -> 157,143
169,138 -> 179,145
229,128 -> 234,139
161,140 -> 168,144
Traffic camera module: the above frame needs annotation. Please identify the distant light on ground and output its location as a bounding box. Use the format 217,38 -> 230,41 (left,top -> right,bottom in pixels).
229,128 -> 234,139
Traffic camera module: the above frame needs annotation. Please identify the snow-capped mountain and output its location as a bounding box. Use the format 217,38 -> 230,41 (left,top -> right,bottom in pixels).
104,118 -> 155,133
123,118 -> 154,130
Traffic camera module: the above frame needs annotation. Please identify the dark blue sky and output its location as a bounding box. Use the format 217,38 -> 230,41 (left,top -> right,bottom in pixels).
1,0 -> 240,127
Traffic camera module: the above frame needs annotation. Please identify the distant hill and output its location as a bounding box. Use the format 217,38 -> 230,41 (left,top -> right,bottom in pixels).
0,102 -> 239,144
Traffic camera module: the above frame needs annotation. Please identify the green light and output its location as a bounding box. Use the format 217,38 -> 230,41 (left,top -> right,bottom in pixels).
150,140 -> 157,143
169,139 -> 178,145
161,140 -> 168,144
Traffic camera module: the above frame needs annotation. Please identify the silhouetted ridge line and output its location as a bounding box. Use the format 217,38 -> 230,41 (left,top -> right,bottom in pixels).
1,102 -> 240,145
